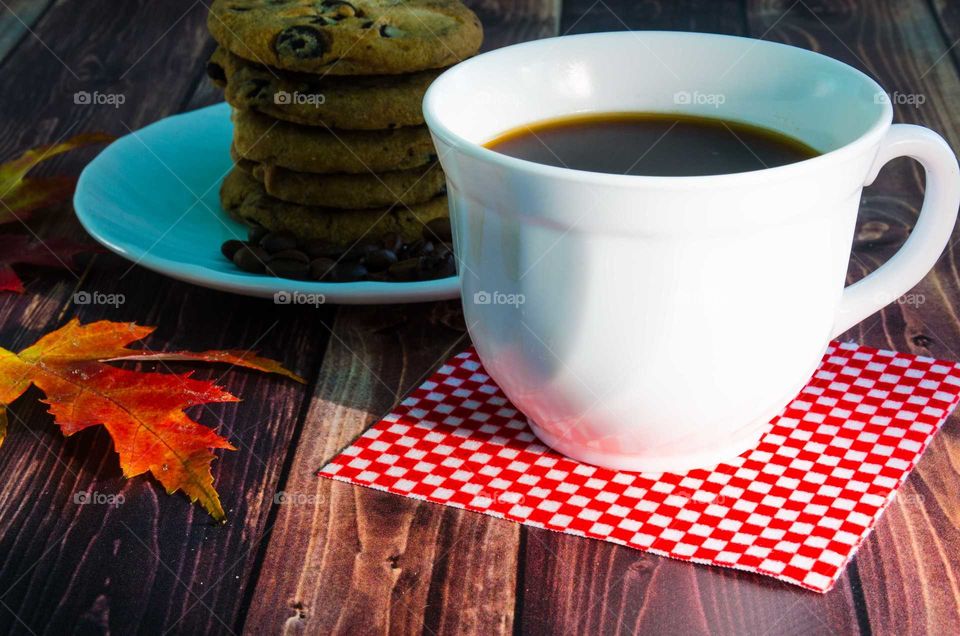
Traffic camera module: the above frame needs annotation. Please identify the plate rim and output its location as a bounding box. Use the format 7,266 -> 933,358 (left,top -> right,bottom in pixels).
74,102 -> 462,305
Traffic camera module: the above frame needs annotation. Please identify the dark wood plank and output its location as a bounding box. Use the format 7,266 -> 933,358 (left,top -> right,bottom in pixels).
745,0 -> 960,632
560,0 -> 744,35
240,303 -> 519,635
0,0 -> 55,63
241,3 -> 560,633
523,531 -> 862,636
929,0 -> 960,77
519,3 -> 862,635
0,1 -> 329,634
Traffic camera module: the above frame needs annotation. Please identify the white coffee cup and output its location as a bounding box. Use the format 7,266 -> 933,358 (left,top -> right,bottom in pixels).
423,32 -> 960,472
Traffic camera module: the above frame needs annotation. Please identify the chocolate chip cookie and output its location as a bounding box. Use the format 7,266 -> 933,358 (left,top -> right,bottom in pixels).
221,167 -> 449,246
232,146 -> 445,208
208,47 -> 441,129
208,0 -> 483,75
233,109 -> 436,173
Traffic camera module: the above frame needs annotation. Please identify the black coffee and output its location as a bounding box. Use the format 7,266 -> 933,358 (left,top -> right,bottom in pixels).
485,112 -> 819,176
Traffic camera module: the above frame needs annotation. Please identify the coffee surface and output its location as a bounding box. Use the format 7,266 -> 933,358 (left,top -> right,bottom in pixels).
485,113 -> 819,176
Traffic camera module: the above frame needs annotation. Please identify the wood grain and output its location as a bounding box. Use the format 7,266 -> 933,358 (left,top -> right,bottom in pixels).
0,0 -> 55,64
746,0 -> 960,632
0,2 -> 326,634
240,2 -> 562,630
927,0 -> 960,81
559,0 -> 745,35
0,0 -> 958,634
241,303 -> 519,635
523,530 -> 862,636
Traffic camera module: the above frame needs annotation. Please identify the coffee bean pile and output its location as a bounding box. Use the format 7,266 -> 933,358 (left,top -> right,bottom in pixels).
222,217 -> 456,283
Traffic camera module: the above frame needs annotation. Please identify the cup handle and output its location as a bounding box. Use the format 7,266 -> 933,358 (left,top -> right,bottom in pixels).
832,124 -> 960,337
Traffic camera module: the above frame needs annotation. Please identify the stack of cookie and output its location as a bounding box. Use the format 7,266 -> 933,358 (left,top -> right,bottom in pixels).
206,0 -> 482,281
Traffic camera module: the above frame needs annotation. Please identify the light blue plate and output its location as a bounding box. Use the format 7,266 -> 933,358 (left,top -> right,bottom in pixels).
74,102 -> 460,304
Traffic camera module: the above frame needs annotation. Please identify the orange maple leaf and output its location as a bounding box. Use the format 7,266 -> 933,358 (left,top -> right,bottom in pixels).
0,133 -> 114,224
0,319 -> 304,521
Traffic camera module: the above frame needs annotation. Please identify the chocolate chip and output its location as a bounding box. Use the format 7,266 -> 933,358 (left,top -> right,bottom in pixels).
364,249 -> 398,273
206,61 -> 227,84
269,249 -> 309,263
309,257 -> 336,280
233,245 -> 269,273
274,25 -> 331,60
221,239 -> 245,261
424,217 -> 452,242
260,231 -> 298,253
266,259 -> 310,279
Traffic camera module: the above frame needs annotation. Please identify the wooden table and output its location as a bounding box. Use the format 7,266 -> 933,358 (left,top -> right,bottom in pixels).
1,0 -> 959,633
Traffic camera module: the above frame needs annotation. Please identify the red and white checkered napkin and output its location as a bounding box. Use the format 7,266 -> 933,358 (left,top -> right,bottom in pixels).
319,341 -> 960,592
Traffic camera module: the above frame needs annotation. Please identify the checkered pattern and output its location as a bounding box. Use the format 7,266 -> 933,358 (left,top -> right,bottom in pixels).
319,341 -> 960,592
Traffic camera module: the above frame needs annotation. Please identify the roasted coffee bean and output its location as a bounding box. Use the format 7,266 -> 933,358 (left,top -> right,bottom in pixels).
260,230 -> 298,253
403,239 -> 425,258
380,232 -> 402,252
248,225 -> 270,244
424,217 -> 452,242
233,245 -> 269,273
387,257 -> 420,281
435,253 -> 457,278
417,254 -> 441,278
300,239 -> 342,259
267,259 -> 310,279
221,239 -> 245,261
309,257 -> 337,280
274,25 -> 331,59
433,243 -> 452,260
330,261 -> 367,282
364,248 -> 398,272
269,249 -> 309,263
344,242 -> 379,261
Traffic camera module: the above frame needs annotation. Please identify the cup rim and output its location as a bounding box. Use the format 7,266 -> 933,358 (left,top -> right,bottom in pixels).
422,31 -> 894,188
